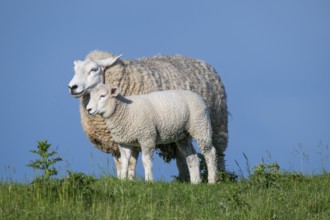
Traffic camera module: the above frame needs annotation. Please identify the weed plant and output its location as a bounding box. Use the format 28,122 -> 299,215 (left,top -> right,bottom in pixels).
26,140 -> 62,181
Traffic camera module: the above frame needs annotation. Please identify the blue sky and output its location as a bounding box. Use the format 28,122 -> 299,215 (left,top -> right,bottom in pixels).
1,0 -> 329,182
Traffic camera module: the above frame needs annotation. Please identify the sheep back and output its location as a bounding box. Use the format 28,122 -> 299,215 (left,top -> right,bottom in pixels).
80,50 -> 228,165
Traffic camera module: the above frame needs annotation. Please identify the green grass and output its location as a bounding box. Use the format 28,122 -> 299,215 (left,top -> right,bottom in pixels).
1,170 -> 330,220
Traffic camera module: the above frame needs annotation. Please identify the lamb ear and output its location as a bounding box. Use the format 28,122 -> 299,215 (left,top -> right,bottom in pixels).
95,54 -> 123,69
110,86 -> 119,97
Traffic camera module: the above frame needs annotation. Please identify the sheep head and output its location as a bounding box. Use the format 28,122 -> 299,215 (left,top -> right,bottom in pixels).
87,84 -> 119,118
68,54 -> 122,98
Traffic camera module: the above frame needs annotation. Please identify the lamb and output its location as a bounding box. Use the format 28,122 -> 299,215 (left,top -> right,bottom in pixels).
86,84 -> 217,184
68,50 -> 228,181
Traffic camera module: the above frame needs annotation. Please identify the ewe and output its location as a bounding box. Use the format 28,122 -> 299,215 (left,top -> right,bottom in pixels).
68,51 -> 228,181
87,84 -> 217,184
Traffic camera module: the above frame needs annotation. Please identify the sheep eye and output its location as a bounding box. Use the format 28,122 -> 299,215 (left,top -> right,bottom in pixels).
100,94 -> 106,99
90,67 -> 99,73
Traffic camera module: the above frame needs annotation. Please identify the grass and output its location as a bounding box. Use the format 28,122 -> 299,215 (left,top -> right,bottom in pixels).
1,141 -> 329,219
1,170 -> 330,219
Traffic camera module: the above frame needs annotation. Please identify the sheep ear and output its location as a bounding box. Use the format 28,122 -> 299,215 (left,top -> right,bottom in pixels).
73,60 -> 80,66
96,54 -> 123,69
110,87 -> 119,97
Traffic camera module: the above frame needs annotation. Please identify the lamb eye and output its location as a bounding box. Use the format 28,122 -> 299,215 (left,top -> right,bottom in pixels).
100,94 -> 106,99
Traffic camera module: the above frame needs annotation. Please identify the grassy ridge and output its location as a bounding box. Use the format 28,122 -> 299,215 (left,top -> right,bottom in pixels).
1,171 -> 330,219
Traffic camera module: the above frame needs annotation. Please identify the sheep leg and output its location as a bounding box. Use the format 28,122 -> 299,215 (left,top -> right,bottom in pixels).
175,142 -> 192,182
113,155 -> 121,178
176,138 -> 201,184
206,147 -> 217,184
140,142 -> 155,182
213,135 -> 227,172
217,153 -> 225,172
119,145 -> 132,180
128,150 -> 139,180
198,143 -> 217,184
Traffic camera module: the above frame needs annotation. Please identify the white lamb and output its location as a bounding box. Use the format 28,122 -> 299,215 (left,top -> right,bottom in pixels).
86,84 -> 217,184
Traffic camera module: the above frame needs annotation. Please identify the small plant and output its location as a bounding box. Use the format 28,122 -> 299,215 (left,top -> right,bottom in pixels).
63,171 -> 96,190
219,186 -> 250,213
61,171 -> 96,205
218,171 -> 239,183
27,140 -> 62,181
249,162 -> 281,188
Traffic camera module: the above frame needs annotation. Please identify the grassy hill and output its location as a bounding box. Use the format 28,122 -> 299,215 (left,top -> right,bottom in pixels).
1,169 -> 329,219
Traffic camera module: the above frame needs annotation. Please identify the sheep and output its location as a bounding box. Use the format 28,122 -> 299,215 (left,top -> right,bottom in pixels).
68,50 -> 228,181
86,84 -> 217,184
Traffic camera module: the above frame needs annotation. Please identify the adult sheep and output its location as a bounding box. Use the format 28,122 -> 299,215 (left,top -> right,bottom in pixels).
68,50 -> 228,180
87,84 -> 217,184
